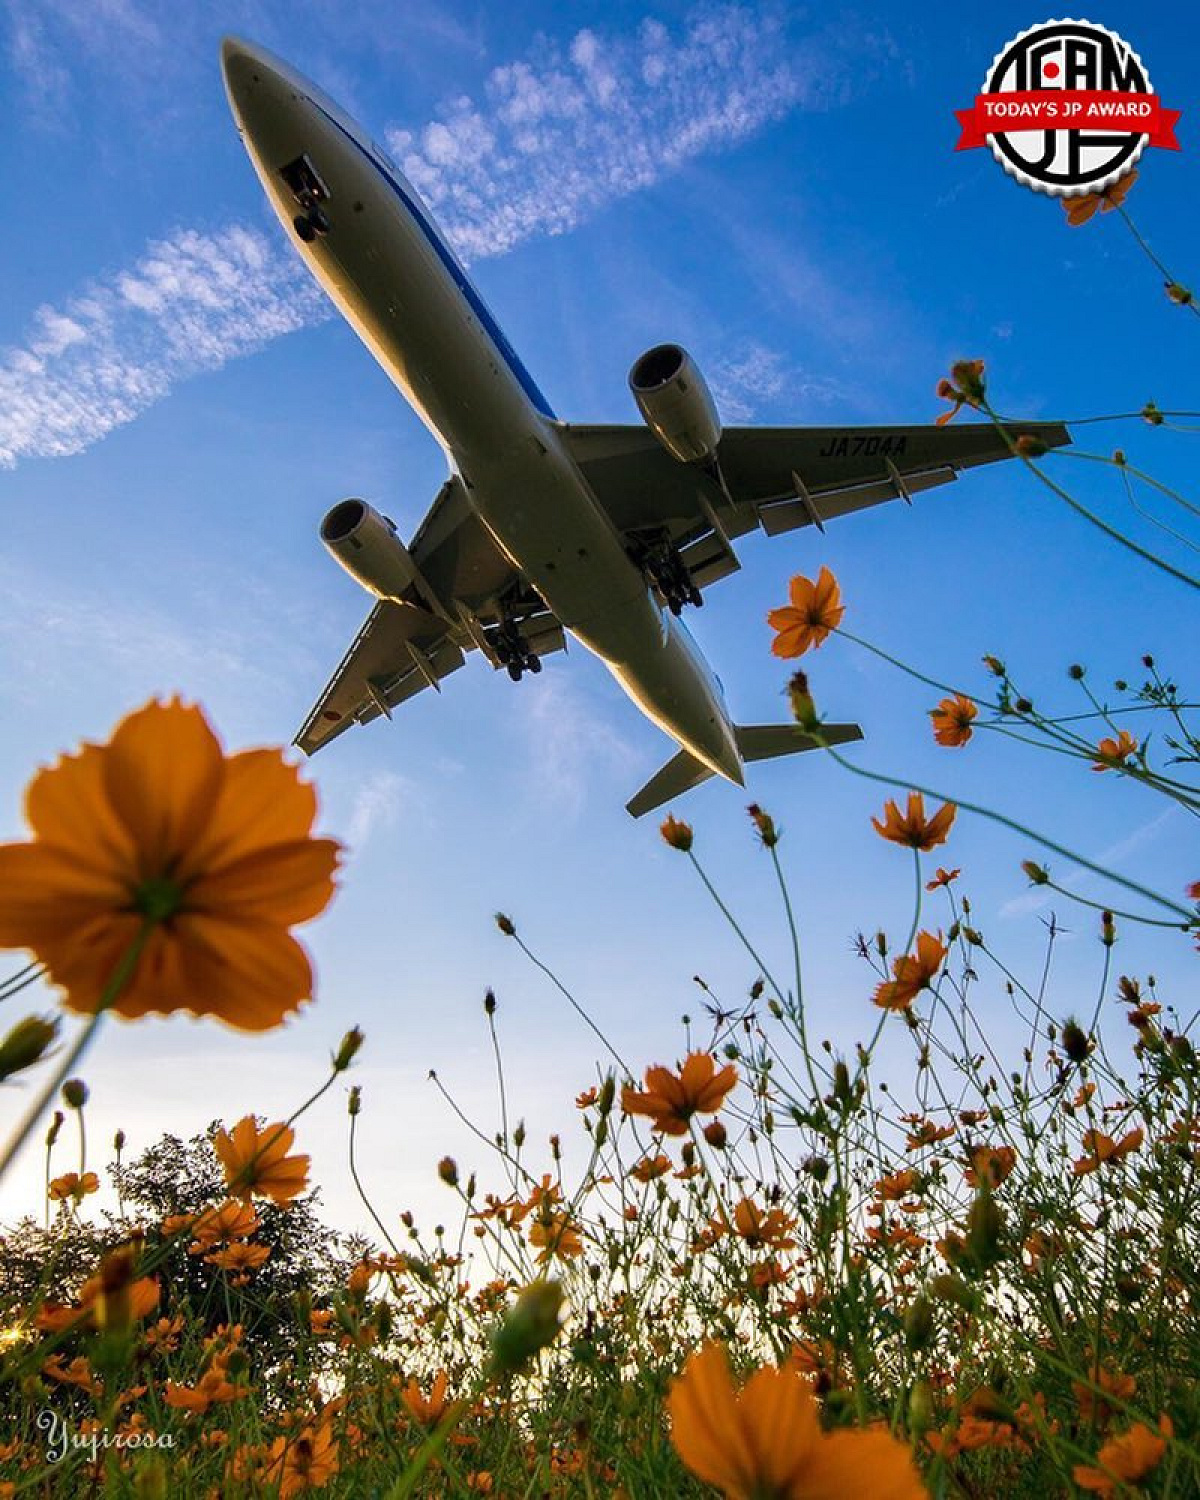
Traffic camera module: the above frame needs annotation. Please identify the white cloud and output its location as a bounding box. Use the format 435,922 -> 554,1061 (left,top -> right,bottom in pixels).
385,7 -> 851,261
1,6 -> 865,467
1000,803 -> 1179,918
345,769 -> 414,850
519,669 -> 638,817
709,341 -> 846,423
0,225 -> 329,467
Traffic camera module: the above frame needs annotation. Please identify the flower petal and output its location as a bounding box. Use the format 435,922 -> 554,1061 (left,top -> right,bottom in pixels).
102,700 -> 225,877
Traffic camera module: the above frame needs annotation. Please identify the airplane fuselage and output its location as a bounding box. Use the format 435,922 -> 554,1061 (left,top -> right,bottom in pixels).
221,40 -> 744,787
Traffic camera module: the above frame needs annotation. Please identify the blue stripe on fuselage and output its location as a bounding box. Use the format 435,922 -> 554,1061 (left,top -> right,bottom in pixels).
309,101 -> 556,421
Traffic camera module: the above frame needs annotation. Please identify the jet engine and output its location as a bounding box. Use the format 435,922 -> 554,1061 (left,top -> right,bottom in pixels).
320,498 -> 424,602
628,343 -> 721,464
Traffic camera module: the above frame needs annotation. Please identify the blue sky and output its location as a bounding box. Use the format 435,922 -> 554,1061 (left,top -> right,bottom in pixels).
1,2 -> 1196,1238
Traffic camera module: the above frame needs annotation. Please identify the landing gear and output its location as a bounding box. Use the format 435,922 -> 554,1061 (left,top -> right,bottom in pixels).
492,618 -> 542,682
644,545 -> 703,615
281,155 -> 331,242
293,207 -> 329,241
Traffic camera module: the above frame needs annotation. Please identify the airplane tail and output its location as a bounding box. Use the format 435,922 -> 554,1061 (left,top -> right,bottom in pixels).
625,721 -> 863,818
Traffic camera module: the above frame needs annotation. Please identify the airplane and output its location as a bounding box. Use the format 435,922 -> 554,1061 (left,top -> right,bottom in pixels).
220,38 -> 1070,817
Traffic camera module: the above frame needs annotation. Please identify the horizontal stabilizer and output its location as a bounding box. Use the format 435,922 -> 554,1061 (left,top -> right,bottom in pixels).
627,721 -> 864,819
626,748 -> 715,819
735,722 -> 863,763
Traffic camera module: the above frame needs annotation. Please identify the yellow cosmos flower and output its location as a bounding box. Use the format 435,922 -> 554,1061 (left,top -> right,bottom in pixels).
0,698 -> 341,1030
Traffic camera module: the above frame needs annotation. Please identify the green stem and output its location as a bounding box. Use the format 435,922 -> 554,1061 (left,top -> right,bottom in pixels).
817,739 -> 1194,921
0,922 -> 153,1182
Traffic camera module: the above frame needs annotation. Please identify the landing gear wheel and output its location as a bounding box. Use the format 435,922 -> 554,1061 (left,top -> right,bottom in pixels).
526,654 -> 542,674
506,661 -> 524,682
293,215 -> 317,243
687,585 -> 703,608
668,594 -> 684,617
308,208 -> 330,235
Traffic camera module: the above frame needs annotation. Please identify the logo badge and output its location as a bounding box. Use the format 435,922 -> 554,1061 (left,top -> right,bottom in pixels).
955,19 -> 1181,196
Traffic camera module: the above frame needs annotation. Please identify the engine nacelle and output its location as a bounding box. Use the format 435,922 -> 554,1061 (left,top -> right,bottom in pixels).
628,343 -> 722,464
320,498 -> 422,602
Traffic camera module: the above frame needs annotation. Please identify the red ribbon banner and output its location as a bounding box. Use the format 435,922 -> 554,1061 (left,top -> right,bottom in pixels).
955,91 -> 1181,151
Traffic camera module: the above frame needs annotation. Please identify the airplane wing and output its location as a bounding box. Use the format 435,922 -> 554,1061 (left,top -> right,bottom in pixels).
559,419 -> 1070,593
295,479 -> 565,754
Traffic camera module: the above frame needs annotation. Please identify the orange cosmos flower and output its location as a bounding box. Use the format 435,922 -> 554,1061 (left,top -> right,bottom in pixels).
934,360 -> 985,426
1072,1127 -> 1144,1176
622,1053 -> 738,1136
187,1199 -> 260,1249
668,1343 -> 928,1500
164,1368 -> 248,1413
925,867 -> 960,891
205,1241 -> 271,1273
768,567 -> 845,658
929,695 -> 977,747
0,698 -> 341,1030
873,931 -> 946,1012
48,1171 -> 99,1202
1092,730 -> 1138,771
630,1153 -> 673,1183
263,1421 -> 339,1499
215,1117 -> 310,1205
730,1198 -> 797,1250
872,792 -> 956,851
1073,1413 -> 1171,1497
875,1169 -> 920,1201
1064,169 -> 1138,227
964,1145 -> 1017,1189
402,1370 -> 452,1427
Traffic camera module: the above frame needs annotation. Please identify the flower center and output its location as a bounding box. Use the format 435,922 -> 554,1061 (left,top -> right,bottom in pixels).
134,876 -> 184,922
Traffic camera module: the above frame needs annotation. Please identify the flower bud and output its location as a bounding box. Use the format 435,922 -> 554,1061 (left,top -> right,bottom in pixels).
0,1015 -> 60,1082
1141,401 -> 1163,426
333,1027 -> 365,1072
113,1130 -> 126,1153
1100,910 -> 1116,947
746,803 -> 779,848
1062,1020 -> 1090,1062
348,1085 -> 362,1117
62,1078 -> 89,1109
904,1295 -> 934,1351
437,1157 -> 458,1187
1021,861 -> 1049,885
1165,282 -> 1193,306
495,912 -> 516,936
45,1110 -> 65,1148
597,1074 -> 616,1117
489,1279 -> 565,1376
659,815 -> 693,852
787,672 -> 819,732
702,1120 -> 727,1149
1015,434 -> 1046,458
133,1454 -> 169,1500
949,359 -> 985,404
909,1379 -> 934,1434
484,989 -> 497,1015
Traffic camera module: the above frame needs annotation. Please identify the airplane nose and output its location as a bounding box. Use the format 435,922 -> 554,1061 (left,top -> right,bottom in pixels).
220,35 -> 253,84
